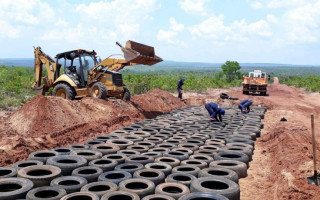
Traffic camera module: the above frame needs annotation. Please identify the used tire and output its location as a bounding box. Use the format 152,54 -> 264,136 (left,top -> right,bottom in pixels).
172,165 -> 200,177
70,150 -> 102,162
133,169 -> 165,185
163,151 -> 189,161
26,186 -> 66,200
209,160 -> 248,178
17,165 -> 61,188
46,155 -> 87,175
180,159 -> 208,169
118,150 -> 141,157
119,178 -> 155,198
190,177 -> 240,200
69,144 -> 89,150
81,181 -> 118,198
178,192 -> 228,200
127,145 -> 149,153
106,139 -> 134,150
198,167 -> 239,183
142,152 -> 163,159
125,155 -> 154,165
101,191 -> 139,200
214,151 -> 250,168
89,158 -> 118,172
60,192 -> 99,200
142,194 -> 175,200
91,143 -> 120,155
123,87 -> 131,101
189,154 -> 214,164
50,176 -> 87,194
72,166 -> 103,183
155,182 -> 190,200
28,150 -> 59,163
166,173 -> 196,188
91,82 -> 107,99
155,157 -> 180,168
0,167 -> 17,178
53,83 -> 75,100
115,163 -> 144,174
145,163 -> 172,176
103,154 -> 127,164
98,170 -> 132,184
0,178 -> 33,200
52,147 -> 73,155
12,160 -> 43,170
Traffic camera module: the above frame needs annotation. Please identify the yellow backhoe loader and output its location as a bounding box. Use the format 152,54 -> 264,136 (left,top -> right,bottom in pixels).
32,41 -> 162,100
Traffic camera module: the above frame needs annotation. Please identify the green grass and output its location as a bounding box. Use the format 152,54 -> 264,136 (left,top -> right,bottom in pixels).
0,65 -> 37,109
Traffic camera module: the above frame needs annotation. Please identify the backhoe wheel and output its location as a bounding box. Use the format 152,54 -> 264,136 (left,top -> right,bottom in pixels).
91,82 -> 107,99
123,87 -> 131,101
53,83 -> 75,100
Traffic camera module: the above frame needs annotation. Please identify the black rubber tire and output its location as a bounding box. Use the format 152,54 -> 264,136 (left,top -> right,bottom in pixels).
85,140 -> 105,146
89,158 -> 118,172
122,135 -> 144,142
0,167 -> 17,178
91,82 -> 107,99
17,165 -> 61,188
98,170 -> 132,184
172,148 -> 193,156
145,137 -> 163,144
221,146 -> 253,161
226,138 -> 255,148
155,157 -> 181,168
106,139 -> 134,150
135,141 -> 156,149
0,178 -> 33,200
163,151 -> 189,161
53,83 -> 75,100
115,163 -> 144,174
142,152 -> 163,159
189,154 -> 214,164
28,150 -> 59,163
50,176 -> 87,194
46,155 -> 87,176
118,149 -> 141,157
101,191 -> 139,200
198,167 -> 239,183
69,144 -> 89,150
149,147 -> 170,154
93,136 -> 113,142
26,186 -> 66,200
133,169 -> 165,185
127,145 -> 149,153
60,192 -> 99,200
194,150 -> 217,158
131,131 -> 152,138
190,177 -> 240,200
178,143 -> 199,151
145,163 -> 172,176
80,181 -> 118,198
155,182 -> 190,199
142,194 -> 175,200
119,178 -> 155,198
71,166 -> 103,183
178,192 -> 228,200
12,160 -> 44,170
234,131 -> 257,141
52,147 -> 73,155
123,87 -> 131,101
214,151 -> 250,168
225,142 -> 254,151
70,150 -> 103,162
156,143 -> 177,149
180,159 -> 208,169
165,173 -> 196,188
172,165 -> 200,177
139,128 -> 158,135
103,154 -> 127,164
125,155 -> 154,165
209,160 -> 248,178
91,143 -> 120,155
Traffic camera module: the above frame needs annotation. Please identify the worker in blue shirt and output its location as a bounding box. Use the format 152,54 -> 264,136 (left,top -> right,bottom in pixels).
177,78 -> 185,99
205,102 -> 225,122
239,99 -> 253,113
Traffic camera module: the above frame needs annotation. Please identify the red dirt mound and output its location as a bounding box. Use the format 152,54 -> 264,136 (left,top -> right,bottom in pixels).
0,89 -> 185,166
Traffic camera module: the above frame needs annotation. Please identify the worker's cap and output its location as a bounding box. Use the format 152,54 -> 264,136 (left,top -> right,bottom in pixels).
220,109 -> 225,115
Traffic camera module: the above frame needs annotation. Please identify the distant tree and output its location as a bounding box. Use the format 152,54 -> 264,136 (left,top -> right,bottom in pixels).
221,61 -> 241,81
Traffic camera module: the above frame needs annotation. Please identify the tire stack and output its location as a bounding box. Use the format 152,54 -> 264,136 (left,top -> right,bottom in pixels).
0,105 -> 266,200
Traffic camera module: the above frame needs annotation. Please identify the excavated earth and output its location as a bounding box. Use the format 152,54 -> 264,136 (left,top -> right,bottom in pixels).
1,80 -> 320,199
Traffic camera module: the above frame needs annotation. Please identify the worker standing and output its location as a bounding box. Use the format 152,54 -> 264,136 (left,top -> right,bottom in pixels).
177,78 -> 185,99
239,99 -> 253,113
205,102 -> 225,122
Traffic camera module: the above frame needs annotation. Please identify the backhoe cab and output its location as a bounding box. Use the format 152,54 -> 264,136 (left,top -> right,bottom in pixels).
32,41 -> 162,101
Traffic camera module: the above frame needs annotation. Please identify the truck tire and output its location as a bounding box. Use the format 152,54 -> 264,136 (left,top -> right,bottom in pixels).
53,83 -> 75,100
46,155 -> 87,175
26,186 -> 66,200
133,169 -> 165,185
209,160 -> 248,178
80,181 -> 118,198
198,167 -> 239,183
0,178 -> 33,200
119,178 -> 155,198
155,182 -> 190,199
98,170 -> 132,184
214,151 -> 250,168
115,163 -> 144,174
166,173 -> 197,187
89,158 -> 118,172
91,82 -> 107,99
123,87 -> 131,101
28,150 -> 59,163
71,166 -> 103,183
12,160 -> 44,170
145,163 -> 172,176
0,167 -> 17,178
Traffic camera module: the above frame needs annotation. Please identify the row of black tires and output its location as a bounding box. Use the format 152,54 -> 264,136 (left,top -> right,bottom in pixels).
0,105 -> 266,200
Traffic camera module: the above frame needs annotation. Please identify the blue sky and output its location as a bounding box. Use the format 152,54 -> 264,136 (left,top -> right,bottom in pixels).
0,0 -> 320,65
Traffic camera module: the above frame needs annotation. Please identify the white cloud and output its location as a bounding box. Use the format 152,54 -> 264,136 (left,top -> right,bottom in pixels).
179,0 -> 210,16
157,18 -> 185,46
248,0 -> 307,9
266,14 -> 278,24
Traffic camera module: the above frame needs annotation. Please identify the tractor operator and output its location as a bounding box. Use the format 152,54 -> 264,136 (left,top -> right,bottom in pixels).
177,78 -> 185,99
239,99 -> 253,113
205,102 -> 225,122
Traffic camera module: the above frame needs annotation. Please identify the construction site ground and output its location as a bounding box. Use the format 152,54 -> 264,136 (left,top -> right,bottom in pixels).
0,78 -> 320,199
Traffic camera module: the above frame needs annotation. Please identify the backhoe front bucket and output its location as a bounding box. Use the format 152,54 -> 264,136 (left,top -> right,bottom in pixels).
122,40 -> 163,65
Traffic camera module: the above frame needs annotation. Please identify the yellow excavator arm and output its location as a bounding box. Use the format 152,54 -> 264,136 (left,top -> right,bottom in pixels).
32,47 -> 60,94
